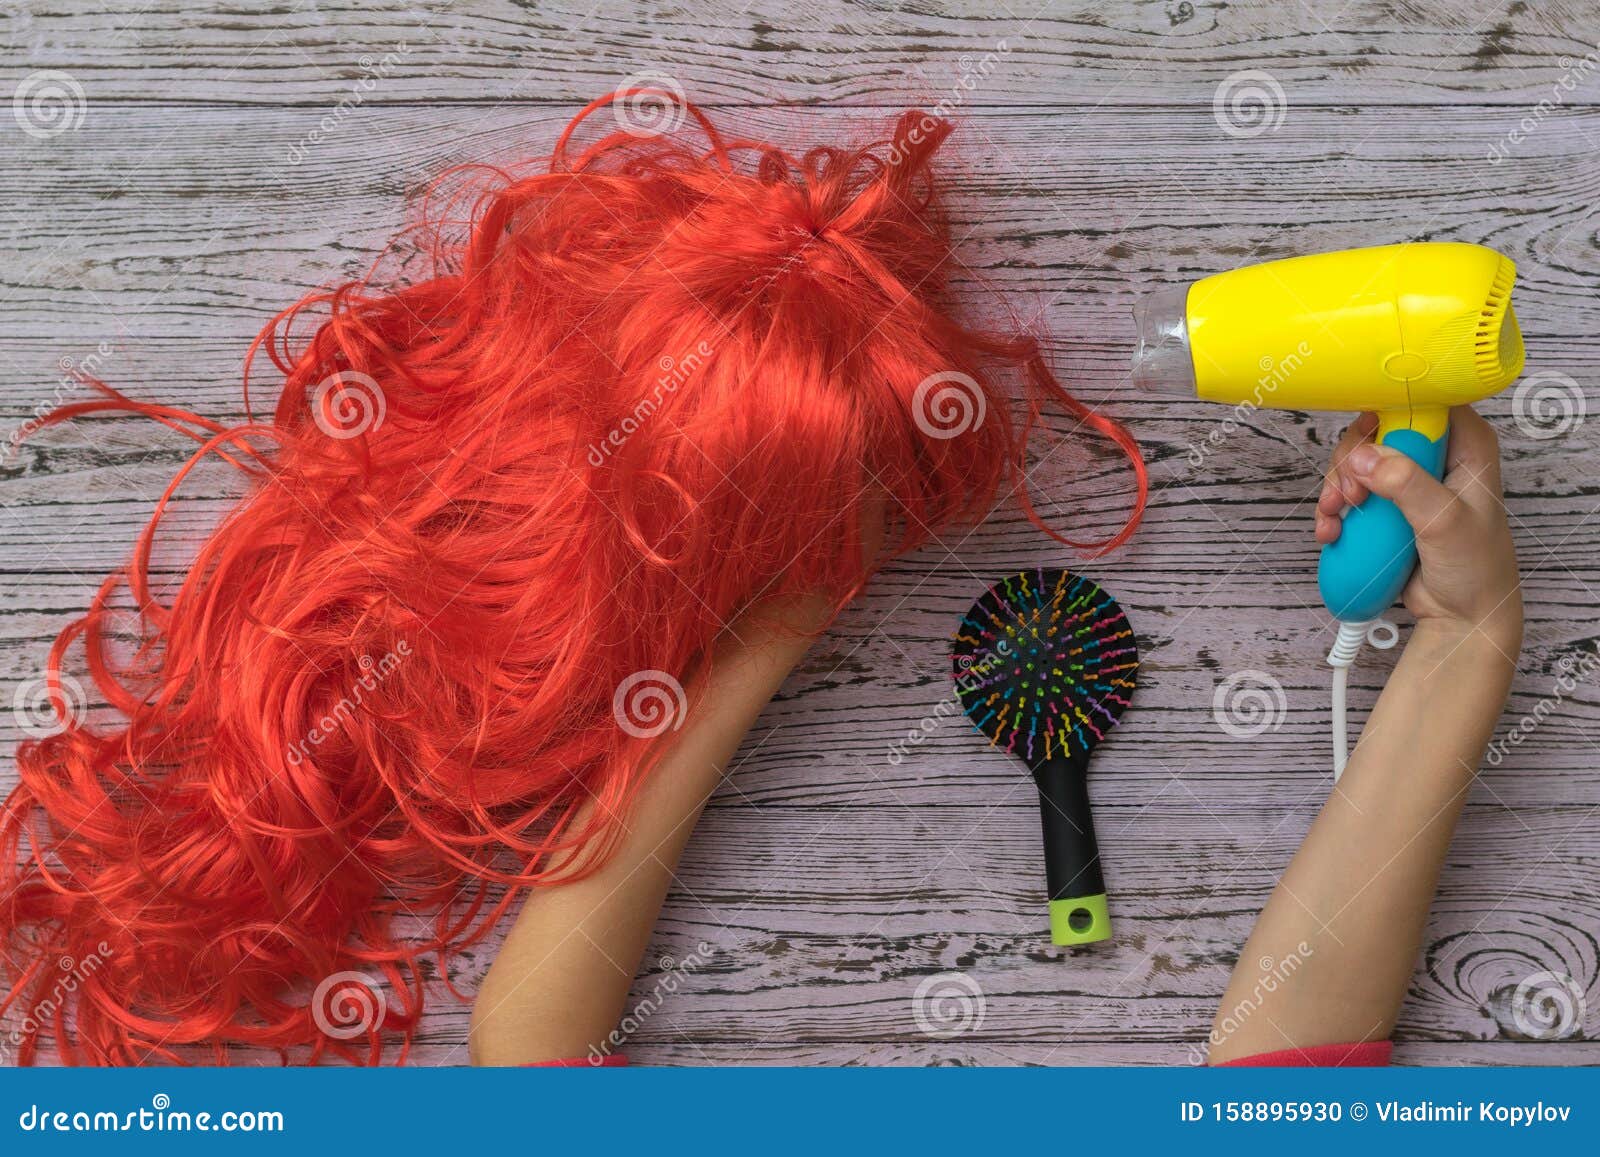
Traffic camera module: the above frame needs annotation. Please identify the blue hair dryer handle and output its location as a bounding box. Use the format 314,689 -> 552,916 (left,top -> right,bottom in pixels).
1317,426 -> 1449,623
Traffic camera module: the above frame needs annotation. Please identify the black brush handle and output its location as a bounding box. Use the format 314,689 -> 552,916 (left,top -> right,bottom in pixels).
1033,756 -> 1110,945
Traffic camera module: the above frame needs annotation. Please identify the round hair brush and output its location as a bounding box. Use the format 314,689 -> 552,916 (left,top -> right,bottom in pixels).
952,568 -> 1139,946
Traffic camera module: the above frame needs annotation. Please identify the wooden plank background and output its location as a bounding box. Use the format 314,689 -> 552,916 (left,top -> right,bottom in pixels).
3,1 -> 1599,1066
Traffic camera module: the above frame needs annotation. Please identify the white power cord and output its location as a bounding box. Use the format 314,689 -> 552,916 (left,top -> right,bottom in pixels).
1326,618 -> 1399,780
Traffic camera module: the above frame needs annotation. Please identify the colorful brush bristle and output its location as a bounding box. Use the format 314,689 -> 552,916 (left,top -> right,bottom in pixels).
952,568 -> 1139,946
953,568 -> 1138,764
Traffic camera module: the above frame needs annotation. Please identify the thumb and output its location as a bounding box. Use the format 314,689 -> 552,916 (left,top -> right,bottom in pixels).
1344,442 -> 1462,546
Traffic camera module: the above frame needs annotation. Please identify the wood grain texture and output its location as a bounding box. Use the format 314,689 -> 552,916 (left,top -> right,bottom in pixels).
7,104 -> 1600,338
2,1 -> 1600,106
2,1 -> 1598,1067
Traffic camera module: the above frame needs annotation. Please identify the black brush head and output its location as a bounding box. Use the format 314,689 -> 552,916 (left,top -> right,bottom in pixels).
952,568 -> 1138,770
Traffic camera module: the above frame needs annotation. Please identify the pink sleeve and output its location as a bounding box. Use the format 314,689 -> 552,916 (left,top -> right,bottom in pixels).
522,1055 -> 629,1067
1218,1041 -> 1392,1067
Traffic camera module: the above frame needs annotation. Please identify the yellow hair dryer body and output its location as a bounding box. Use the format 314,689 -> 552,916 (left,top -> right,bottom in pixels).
1133,242 -> 1524,621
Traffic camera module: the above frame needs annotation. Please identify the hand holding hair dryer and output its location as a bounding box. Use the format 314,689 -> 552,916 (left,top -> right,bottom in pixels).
1130,242 -> 1525,774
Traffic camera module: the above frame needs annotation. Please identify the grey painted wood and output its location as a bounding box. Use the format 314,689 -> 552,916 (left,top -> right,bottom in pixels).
6,104 -> 1600,338
2,2 -> 1597,1066
3,1 -> 1600,106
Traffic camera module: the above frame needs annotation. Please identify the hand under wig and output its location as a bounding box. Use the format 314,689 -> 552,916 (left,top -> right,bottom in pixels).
1,93 -> 1145,1065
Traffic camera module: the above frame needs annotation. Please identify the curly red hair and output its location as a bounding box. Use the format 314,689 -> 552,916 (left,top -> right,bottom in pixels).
1,92 -> 1144,1064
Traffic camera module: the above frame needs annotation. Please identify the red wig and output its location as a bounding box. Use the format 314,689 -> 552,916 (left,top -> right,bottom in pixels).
0,93 -> 1145,1064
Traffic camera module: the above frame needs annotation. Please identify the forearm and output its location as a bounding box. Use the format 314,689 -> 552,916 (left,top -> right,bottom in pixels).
1208,623 -> 1517,1062
468,607 -> 824,1065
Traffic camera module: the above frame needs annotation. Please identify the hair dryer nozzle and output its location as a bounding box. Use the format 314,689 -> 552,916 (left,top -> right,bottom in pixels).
1130,285 -> 1197,397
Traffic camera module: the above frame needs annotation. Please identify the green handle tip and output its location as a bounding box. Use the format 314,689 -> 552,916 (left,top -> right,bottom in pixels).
1049,894 -> 1111,945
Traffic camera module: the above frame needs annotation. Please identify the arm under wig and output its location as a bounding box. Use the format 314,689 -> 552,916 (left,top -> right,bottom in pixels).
0,92 -> 1145,1064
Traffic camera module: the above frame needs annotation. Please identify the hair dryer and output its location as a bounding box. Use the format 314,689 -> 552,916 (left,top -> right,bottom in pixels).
1130,242 -> 1525,774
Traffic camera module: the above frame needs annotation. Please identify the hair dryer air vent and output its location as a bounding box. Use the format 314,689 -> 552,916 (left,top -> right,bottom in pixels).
1475,257 -> 1523,385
